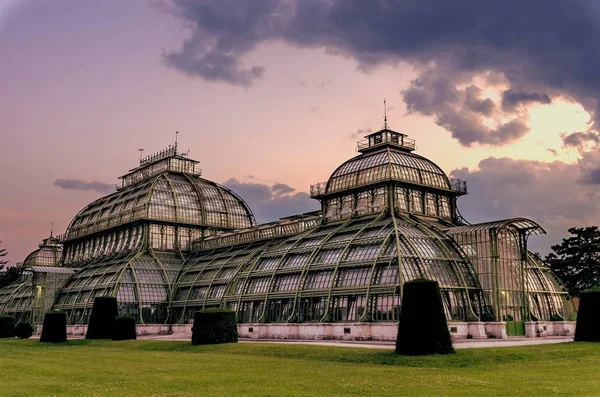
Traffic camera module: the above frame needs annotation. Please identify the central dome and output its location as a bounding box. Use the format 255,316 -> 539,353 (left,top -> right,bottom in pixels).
326,146 -> 451,195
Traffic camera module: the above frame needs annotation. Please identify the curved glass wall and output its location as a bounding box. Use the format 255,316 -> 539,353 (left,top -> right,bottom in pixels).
53,251 -> 181,324
23,236 -> 63,267
0,267 -> 77,324
171,213 -> 485,324
446,219 -> 571,321
0,276 -> 33,323
64,173 -> 254,241
326,148 -> 451,194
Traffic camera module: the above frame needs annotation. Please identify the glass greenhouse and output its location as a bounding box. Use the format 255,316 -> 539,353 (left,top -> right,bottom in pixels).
0,128 -> 573,337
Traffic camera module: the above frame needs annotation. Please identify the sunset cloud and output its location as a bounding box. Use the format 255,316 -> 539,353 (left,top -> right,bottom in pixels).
159,0 -> 600,145
54,179 -> 114,194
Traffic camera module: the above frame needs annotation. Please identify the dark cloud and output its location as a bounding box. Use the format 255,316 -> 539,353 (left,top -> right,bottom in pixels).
157,0 -> 600,145
272,182 -> 295,195
562,131 -> 600,148
54,179 -> 114,194
502,90 -> 552,111
451,156 -> 600,254
223,178 -> 319,223
402,69 -> 528,146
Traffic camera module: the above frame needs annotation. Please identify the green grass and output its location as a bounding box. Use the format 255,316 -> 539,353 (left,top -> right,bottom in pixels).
0,339 -> 598,396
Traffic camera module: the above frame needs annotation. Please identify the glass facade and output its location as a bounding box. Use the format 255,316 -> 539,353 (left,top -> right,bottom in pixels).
52,252 -> 181,324
326,148 -> 451,194
446,219 -> 570,321
0,132 -> 573,328
64,172 -> 254,241
171,213 -> 485,324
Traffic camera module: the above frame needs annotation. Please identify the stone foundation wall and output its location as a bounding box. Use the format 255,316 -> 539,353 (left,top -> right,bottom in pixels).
36,321 -> 575,340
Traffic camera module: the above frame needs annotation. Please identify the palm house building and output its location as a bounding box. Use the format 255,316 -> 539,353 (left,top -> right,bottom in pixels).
0,125 -> 574,339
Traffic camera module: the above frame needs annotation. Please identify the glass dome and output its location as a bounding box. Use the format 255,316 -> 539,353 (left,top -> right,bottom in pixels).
23,236 -> 62,267
326,147 -> 451,195
64,173 -> 255,241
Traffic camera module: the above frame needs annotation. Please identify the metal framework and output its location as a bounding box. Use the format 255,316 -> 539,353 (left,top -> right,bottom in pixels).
0,236 -> 76,323
171,212 -> 485,324
48,145 -> 256,325
0,127 -> 574,329
445,219 -> 571,325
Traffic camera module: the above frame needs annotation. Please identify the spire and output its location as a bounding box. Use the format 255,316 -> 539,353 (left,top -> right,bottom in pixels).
175,131 -> 179,152
383,99 -> 389,129
50,223 -> 53,238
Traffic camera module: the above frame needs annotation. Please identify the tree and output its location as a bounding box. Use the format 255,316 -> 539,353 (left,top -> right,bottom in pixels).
0,240 -> 7,270
0,266 -> 22,289
545,227 -> 600,298
0,241 -> 21,289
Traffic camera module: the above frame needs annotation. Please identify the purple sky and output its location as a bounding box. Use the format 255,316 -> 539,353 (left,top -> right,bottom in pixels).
2,0 -> 600,264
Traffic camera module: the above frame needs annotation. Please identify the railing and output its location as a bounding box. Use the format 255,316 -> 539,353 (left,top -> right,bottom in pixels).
310,182 -> 327,198
311,173 -> 466,198
192,215 -> 321,251
356,135 -> 416,152
61,205 -> 149,241
450,178 -> 468,194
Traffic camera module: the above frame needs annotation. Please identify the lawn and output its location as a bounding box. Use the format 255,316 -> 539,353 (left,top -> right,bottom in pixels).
0,339 -> 598,396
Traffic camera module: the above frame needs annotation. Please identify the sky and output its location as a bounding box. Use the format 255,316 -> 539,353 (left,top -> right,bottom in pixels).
1,0 -> 600,264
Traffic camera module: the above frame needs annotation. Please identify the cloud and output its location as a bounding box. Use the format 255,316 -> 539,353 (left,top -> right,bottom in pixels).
451,156 -> 600,254
309,106 -> 321,115
502,90 -> 552,111
562,131 -> 600,148
272,182 -> 295,195
402,69 -> 529,146
317,79 -> 333,89
54,179 -> 114,194
157,0 -> 600,144
223,178 -> 319,223
349,128 -> 372,139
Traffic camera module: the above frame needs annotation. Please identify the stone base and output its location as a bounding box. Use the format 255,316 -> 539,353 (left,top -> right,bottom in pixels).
484,322 -> 508,339
34,321 -> 575,341
525,321 -> 576,338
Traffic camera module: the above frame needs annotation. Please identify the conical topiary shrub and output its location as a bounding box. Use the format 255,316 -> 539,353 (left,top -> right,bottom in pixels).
15,322 -> 34,339
40,312 -> 67,343
395,279 -> 454,355
86,296 -> 118,339
112,315 -> 137,341
0,314 -> 16,338
575,287 -> 600,342
192,308 -> 238,345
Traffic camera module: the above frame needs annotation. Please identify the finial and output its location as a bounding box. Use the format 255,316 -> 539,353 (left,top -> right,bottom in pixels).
175,131 -> 179,151
139,148 -> 144,163
50,223 -> 53,238
383,99 -> 388,129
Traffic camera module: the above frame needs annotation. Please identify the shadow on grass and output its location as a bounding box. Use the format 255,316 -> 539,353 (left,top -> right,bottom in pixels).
133,340 -> 597,369
3,338 -> 597,369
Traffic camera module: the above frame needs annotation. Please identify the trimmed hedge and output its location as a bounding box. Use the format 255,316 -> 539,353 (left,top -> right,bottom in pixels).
15,322 -> 34,339
0,314 -> 16,338
112,316 -> 137,341
192,308 -> 238,345
575,288 -> 600,342
86,296 -> 118,339
395,279 -> 455,355
40,312 -> 67,343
